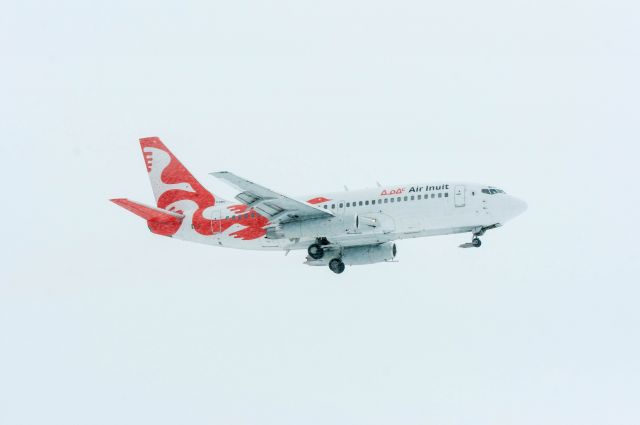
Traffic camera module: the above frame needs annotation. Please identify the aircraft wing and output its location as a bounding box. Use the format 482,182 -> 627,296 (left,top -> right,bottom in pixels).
210,171 -> 334,223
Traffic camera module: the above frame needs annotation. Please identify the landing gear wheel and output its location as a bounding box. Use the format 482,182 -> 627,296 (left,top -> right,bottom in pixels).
329,258 -> 346,274
308,243 -> 325,260
472,237 -> 482,248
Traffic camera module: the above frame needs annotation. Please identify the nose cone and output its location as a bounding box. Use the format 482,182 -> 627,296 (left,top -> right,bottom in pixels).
511,197 -> 528,217
489,195 -> 528,224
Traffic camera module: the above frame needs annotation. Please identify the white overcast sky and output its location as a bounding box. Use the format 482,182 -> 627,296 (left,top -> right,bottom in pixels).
1,1 -> 639,424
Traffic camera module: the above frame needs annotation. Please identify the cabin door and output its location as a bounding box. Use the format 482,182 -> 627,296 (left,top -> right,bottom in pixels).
209,209 -> 223,244
454,185 -> 465,207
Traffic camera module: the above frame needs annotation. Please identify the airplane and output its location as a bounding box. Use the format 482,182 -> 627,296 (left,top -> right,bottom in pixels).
111,137 -> 528,274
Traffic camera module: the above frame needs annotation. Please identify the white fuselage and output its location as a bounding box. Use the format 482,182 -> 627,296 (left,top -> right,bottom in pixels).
171,182 -> 527,251
113,138 -> 529,273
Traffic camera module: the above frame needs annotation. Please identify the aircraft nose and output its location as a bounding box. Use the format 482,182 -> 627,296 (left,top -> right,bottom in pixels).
490,195 -> 527,224
512,197 -> 528,217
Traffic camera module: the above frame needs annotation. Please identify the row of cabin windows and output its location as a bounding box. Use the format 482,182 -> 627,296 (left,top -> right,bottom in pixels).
322,192 -> 449,210
223,191 -> 452,218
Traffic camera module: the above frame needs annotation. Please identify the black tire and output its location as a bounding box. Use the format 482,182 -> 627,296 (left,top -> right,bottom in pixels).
472,237 -> 482,248
308,243 -> 324,259
329,258 -> 346,274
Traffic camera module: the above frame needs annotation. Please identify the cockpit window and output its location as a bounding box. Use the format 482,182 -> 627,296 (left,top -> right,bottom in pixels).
482,187 -> 506,195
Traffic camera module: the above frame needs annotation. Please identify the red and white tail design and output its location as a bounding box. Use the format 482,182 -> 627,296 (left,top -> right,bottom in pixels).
113,137 -> 269,240
139,137 -> 216,215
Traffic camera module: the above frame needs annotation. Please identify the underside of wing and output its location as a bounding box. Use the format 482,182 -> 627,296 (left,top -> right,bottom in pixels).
210,171 -> 334,223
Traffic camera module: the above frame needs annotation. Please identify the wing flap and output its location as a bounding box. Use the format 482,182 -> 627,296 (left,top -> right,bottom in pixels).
210,171 -> 333,223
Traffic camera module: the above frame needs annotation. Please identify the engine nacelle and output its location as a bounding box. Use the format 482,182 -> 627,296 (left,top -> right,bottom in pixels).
341,242 -> 397,265
267,214 -> 359,239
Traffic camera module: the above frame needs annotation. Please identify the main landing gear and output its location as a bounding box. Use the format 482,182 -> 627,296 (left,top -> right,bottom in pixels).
308,238 -> 345,274
472,237 -> 482,248
308,237 -> 331,260
329,258 -> 346,274
307,243 -> 324,259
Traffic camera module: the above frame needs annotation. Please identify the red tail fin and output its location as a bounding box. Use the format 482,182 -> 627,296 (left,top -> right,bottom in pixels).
139,137 -> 216,212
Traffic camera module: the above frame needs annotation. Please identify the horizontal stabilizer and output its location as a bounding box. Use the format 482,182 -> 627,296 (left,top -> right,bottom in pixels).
110,198 -> 184,222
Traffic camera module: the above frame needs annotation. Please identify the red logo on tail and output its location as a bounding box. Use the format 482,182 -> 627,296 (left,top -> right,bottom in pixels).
139,137 -> 269,240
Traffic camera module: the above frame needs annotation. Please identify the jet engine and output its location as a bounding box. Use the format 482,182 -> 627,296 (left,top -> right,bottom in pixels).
266,214 -> 359,239
341,242 -> 397,265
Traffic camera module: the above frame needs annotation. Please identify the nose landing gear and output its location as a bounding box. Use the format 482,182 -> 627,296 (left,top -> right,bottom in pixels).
459,232 -> 484,248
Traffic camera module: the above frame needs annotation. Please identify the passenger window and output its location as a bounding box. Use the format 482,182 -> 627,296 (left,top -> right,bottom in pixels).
359,201 -> 363,206
378,199 -> 382,204
346,202 -> 350,207
365,200 -> 369,205
404,196 -> 408,201
397,197 -> 401,202
339,203 -> 343,208
438,193 -> 442,198
417,195 -> 422,200
390,198 -> 395,203
331,204 -> 335,209
324,205 -> 327,209
411,196 -> 415,201
371,200 -> 376,204
444,193 -> 448,197
431,194 -> 435,198
384,198 -> 388,203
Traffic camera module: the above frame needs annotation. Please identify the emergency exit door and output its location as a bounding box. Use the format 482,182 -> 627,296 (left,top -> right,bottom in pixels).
209,209 -> 223,245
454,185 -> 465,207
